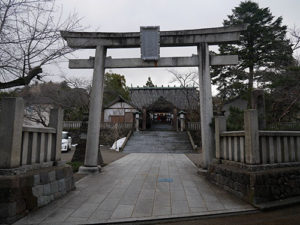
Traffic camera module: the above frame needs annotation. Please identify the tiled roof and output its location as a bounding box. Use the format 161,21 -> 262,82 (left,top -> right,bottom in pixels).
129,87 -> 199,110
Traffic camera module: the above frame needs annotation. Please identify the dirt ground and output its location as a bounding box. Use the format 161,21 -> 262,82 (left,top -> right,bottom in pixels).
61,145 -> 128,164
185,152 -> 202,168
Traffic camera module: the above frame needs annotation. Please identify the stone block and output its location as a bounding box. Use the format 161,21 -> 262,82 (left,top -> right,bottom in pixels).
0,202 -> 16,218
15,199 -> 26,215
43,184 -> 51,196
55,168 -> 64,180
33,174 -> 40,186
49,194 -> 54,201
32,185 -> 43,197
50,181 -> 58,194
19,175 -> 33,187
54,192 -> 62,199
63,166 -> 73,178
48,171 -> 56,182
38,196 -> 51,207
40,171 -> 49,184
0,176 -> 19,188
58,179 -> 66,192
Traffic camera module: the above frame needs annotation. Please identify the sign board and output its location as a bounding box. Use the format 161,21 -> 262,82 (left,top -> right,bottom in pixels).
140,26 -> 160,61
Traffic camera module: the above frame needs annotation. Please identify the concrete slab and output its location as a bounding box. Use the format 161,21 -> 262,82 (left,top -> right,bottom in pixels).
14,153 -> 254,224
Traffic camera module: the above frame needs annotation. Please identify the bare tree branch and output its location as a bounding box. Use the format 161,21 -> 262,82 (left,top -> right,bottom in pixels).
0,0 -> 82,89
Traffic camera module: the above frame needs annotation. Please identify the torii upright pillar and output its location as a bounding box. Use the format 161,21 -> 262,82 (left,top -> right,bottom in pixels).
78,45 -> 106,174
197,43 -> 214,169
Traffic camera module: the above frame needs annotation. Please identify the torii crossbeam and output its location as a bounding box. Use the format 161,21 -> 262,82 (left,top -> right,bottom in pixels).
61,25 -> 246,174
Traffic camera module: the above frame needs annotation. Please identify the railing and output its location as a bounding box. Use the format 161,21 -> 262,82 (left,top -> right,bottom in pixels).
21,126 -> 57,165
219,131 -> 245,163
259,131 -> 300,164
101,122 -> 133,129
215,110 -> 300,165
187,122 -> 201,130
63,121 -> 82,129
0,98 -> 63,169
63,121 -> 133,130
268,122 -> 300,131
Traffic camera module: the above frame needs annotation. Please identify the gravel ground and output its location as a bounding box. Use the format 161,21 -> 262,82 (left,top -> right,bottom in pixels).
61,146 -> 128,182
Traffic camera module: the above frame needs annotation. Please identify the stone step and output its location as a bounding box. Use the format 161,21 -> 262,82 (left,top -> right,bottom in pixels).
123,131 -> 194,153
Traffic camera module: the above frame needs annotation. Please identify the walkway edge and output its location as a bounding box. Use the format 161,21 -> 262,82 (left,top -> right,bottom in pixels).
90,209 -> 258,225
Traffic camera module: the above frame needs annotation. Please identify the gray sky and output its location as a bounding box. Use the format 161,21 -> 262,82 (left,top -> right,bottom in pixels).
46,0 -> 300,90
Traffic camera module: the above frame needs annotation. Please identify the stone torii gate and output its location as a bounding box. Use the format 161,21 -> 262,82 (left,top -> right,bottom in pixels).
61,25 -> 246,174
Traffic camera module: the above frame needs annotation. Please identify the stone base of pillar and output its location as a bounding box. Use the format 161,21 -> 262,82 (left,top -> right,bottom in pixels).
78,165 -> 101,174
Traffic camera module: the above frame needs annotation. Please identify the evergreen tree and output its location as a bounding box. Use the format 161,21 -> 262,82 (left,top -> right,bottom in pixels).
103,73 -> 130,105
145,77 -> 155,87
212,1 -> 293,104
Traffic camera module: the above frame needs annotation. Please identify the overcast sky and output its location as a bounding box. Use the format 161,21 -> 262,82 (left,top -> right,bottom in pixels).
47,0 -> 300,91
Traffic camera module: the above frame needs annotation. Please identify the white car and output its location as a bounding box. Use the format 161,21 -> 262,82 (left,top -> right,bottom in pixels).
61,131 -> 72,152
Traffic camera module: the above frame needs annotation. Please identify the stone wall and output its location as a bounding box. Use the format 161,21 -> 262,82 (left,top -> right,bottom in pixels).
0,165 -> 74,224
207,162 -> 300,206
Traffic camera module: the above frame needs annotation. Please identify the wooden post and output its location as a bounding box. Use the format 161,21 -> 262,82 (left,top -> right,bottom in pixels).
215,116 -> 226,160
49,108 -> 64,162
173,108 -> 178,131
244,109 -> 260,164
142,108 -> 147,130
0,98 -> 24,168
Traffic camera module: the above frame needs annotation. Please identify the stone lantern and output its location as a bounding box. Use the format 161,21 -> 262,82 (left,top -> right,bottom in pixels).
178,111 -> 186,132
134,111 -> 141,131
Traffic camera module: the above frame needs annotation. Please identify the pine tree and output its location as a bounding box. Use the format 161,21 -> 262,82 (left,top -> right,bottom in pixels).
212,1 -> 293,104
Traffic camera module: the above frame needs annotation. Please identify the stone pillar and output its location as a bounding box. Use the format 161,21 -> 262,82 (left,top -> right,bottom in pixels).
49,108 -> 64,162
197,42 -> 214,169
251,89 -> 266,130
79,45 -> 106,174
142,108 -> 147,130
173,108 -> 178,131
244,109 -> 260,164
215,116 -> 226,160
0,98 -> 24,169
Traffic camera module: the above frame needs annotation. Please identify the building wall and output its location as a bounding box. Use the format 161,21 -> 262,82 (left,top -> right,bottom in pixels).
103,102 -> 137,122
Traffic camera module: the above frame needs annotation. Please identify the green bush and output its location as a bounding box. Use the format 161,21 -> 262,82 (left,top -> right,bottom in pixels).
67,161 -> 83,173
227,106 -> 244,131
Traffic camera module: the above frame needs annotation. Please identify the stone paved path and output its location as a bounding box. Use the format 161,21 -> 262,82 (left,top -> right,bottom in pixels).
15,154 -> 254,225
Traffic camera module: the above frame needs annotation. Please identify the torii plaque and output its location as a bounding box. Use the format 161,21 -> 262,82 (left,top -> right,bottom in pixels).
61,25 -> 246,174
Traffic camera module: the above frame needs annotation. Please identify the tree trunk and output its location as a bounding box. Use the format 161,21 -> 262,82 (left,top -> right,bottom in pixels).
248,65 -> 254,108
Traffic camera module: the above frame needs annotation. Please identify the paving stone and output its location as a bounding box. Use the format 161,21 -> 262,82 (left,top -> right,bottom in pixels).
42,208 -> 74,223
70,203 -> 98,218
190,207 -> 208,213
139,189 -> 155,200
89,209 -> 113,222
171,200 -> 190,215
133,199 -> 153,217
111,205 -> 134,219
98,198 -> 119,211
153,205 -> 171,216
16,153 -> 254,224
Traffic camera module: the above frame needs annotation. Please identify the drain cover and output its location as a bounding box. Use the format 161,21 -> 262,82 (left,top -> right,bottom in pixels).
158,178 -> 173,183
